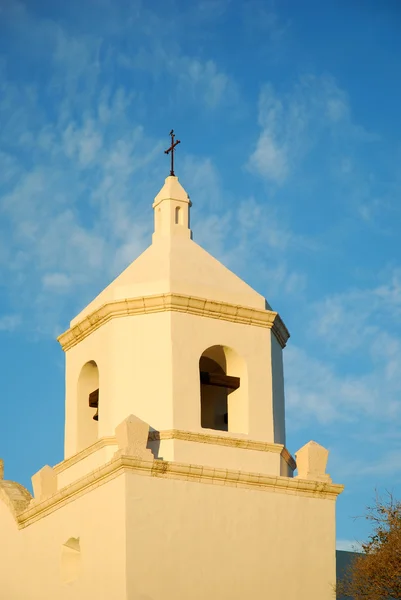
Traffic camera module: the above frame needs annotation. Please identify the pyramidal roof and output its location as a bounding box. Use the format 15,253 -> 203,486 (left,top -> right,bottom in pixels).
72,176 -> 266,326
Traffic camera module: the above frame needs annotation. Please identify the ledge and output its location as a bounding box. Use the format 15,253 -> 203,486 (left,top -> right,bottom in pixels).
57,293 -> 290,351
149,429 -> 297,471
55,431 -> 296,476
53,437 -> 117,474
18,455 -> 343,528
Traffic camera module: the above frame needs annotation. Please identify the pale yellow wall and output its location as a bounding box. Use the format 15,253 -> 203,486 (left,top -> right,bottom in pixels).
0,500 -> 24,600
0,475 -> 127,600
154,437 -> 283,475
64,322 -> 113,457
0,467 -> 338,600
125,471 -> 337,600
152,178 -> 191,240
104,313 -> 174,434
56,442 -> 118,489
153,201 -> 191,238
170,311 -> 281,444
65,308 -> 286,472
64,313 -> 174,458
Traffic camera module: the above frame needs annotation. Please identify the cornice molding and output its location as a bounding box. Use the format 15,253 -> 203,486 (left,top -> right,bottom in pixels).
18,455 -> 343,529
57,293 -> 290,351
149,429 -> 297,471
54,431 -> 296,474
53,437 -> 117,474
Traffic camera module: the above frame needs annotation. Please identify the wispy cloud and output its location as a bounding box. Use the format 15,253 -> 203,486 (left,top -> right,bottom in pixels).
0,71 -> 151,331
285,269 -> 401,426
0,0 -> 251,337
349,450 -> 401,478
248,83 -> 290,182
0,315 -> 21,332
177,58 -> 238,110
120,49 -> 239,112
286,343 -> 398,424
314,271 -> 401,353
42,273 -> 73,294
192,188 -> 312,300
247,75 -> 376,184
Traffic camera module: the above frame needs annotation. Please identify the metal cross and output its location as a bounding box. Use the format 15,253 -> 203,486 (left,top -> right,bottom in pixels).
164,129 -> 181,176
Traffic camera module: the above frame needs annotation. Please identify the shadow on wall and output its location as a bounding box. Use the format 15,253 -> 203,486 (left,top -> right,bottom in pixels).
147,429 -> 161,460
61,537 -> 81,584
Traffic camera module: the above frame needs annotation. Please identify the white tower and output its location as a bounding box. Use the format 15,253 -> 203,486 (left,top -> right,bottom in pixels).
59,173 -> 292,477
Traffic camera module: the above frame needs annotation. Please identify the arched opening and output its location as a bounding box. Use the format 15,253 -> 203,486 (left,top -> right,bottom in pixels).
175,205 -> 182,225
77,361 -> 99,452
61,537 -> 81,583
200,354 -> 228,431
199,346 -> 248,434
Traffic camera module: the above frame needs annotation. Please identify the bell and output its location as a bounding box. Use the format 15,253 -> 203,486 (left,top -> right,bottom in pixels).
88,388 -> 99,422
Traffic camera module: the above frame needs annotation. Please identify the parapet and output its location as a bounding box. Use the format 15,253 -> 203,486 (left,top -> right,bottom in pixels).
295,441 -> 332,483
114,414 -> 154,461
31,465 -> 58,502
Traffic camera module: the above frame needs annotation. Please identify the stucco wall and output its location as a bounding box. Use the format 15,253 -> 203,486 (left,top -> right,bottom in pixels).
0,475 -> 127,600
170,311 -> 282,444
64,313 -> 175,457
0,467 -> 338,600
0,499 -> 23,600
126,472 -> 337,600
64,309 -> 286,467
157,437 -> 283,475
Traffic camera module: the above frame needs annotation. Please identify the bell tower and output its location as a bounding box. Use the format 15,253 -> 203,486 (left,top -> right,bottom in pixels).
58,166 -> 292,478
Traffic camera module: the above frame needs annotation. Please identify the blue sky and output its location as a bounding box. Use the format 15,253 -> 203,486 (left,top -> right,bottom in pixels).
1,0 -> 401,550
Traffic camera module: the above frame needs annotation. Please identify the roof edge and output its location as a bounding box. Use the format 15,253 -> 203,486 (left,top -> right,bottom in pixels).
58,293 -> 290,351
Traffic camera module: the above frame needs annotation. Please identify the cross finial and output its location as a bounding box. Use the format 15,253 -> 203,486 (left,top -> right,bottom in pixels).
164,129 -> 181,177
